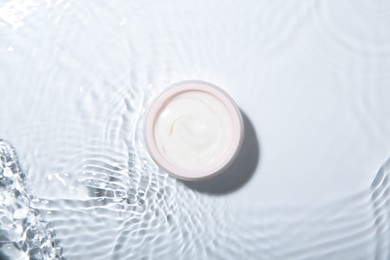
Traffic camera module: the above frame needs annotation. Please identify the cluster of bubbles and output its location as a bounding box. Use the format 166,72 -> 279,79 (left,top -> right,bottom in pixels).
0,140 -> 62,260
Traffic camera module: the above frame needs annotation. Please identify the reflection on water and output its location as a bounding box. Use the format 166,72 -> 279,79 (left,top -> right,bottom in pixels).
370,158 -> 390,260
0,140 -> 62,259
2,140 -> 390,259
1,0 -> 390,259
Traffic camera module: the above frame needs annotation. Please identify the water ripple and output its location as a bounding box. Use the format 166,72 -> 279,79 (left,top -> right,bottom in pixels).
1,0 -> 390,259
351,0 -> 390,18
297,0 -> 390,77
0,140 -> 62,259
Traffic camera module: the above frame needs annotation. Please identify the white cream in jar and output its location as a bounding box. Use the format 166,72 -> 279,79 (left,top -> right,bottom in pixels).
145,81 -> 243,181
154,90 -> 233,171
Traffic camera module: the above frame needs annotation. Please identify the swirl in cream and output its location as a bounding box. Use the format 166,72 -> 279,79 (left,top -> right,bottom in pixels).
154,90 -> 233,171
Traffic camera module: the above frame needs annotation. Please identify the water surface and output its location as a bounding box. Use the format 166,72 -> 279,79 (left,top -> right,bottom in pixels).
1,0 -> 390,259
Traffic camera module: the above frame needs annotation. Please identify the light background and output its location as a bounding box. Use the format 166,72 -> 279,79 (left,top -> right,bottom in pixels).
1,0 -> 390,259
